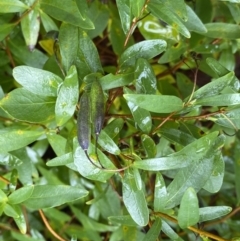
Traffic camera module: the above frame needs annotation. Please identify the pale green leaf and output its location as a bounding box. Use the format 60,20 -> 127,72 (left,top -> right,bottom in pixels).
154,173 -> 167,212
199,206 -> 232,222
116,0 -> 131,34
141,217 -> 162,241
8,186 -> 34,205
0,0 -> 28,13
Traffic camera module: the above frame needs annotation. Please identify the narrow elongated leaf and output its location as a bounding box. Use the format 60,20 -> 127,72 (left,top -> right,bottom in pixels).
78,30 -> 103,74
203,23 -> 240,39
8,186 -> 34,205
165,0 -> 187,20
178,187 -> 199,229
13,66 -> 62,97
59,23 -> 78,73
122,169 -> 149,226
154,173 -> 167,212
97,130 -> 121,155
39,11 -> 58,32
0,129 -> 44,153
103,118 -> 124,139
227,2 -> 240,24
124,94 -> 183,113
0,23 -> 16,41
21,6 -> 40,50
135,58 -> 157,94
55,65 -> 79,126
100,72 -> 134,90
40,0 -> 94,29
0,0 -> 28,13
141,134 -> 156,158
206,57 -> 229,77
0,88 -> 56,123
116,0 -> 131,34
11,205 -> 26,234
119,40 -> 167,69
22,185 -> 88,210
124,88 -> 152,133
46,152 -> 73,166
108,215 -> 137,227
190,72 -> 234,100
199,206 -> 232,222
141,217 -> 161,241
130,0 -> 145,18
134,131 -> 218,171
161,220 -> 184,241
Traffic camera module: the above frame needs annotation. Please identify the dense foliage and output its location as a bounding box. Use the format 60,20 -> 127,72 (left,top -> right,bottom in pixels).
1,0 -> 240,240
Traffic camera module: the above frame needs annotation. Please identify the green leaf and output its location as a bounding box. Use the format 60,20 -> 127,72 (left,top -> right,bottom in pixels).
130,0 -> 145,18
22,185 -> 88,210
78,30 -> 103,74
13,66 -> 63,97
0,88 -> 56,123
206,57 -> 229,77
141,217 -> 162,241
108,215 -> 137,227
40,0 -> 94,29
165,0 -> 187,21
0,0 -> 28,13
0,129 -> 44,153
0,189 -> 8,214
148,3 -> 190,38
119,40 -> 167,69
0,23 -> 16,41
123,94 -> 183,113
184,5 -> 207,33
134,131 -> 218,171
161,220 -> 184,241
100,72 -> 134,90
135,58 -> 157,94
154,173 -> 167,212
141,134 -> 156,158
226,2 -> 240,24
199,206 -> 232,222
21,6 -> 40,50
195,94 -> 240,107
122,168 -> 149,226
97,129 -> 121,155
47,133 -> 67,156
8,186 -> 34,205
103,118 -> 124,139
46,152 -> 73,166
12,205 -> 26,234
73,138 -> 115,182
55,65 -> 79,126
124,88 -> 152,133
59,23 -> 78,73
116,0 -> 131,34
203,23 -> 240,39
178,187 -> 199,229
165,135 -> 225,209
190,72 -> 235,100
39,11 -> 58,32
203,153 -> 225,193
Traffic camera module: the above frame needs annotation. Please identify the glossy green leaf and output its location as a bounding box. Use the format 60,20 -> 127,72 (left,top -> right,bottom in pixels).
47,133 -> 67,156
123,94 -> 183,113
135,58 -> 157,94
227,2 -> 240,24
195,94 -> 240,107
8,186 -> 34,205
184,5 -> 207,33
122,169 -> 149,226
130,0 -> 145,18
0,0 -> 28,13
108,215 -> 137,227
97,129 -> 121,155
0,23 -> 16,41
119,40 -> 167,69
73,138 -> 115,182
178,187 -> 199,229
206,57 -> 229,77
46,152 -> 73,167
165,0 -> 187,20
203,23 -> 240,39
116,0 -> 131,34
78,30 -> 103,74
148,3 -> 190,38
190,72 -> 235,100
59,23 -> 78,73
124,88 -> 152,133
132,167 -> 142,190
134,131 -> 218,171
176,72 -> 194,99
203,154 -> 225,193
4,203 -> 19,218
39,11 -> 58,32
0,129 -> 44,153
21,6 -> 40,50
154,173 -> 167,212
0,189 -> 8,204
104,118 -> 124,139
141,217 -> 161,241
141,134 -> 156,158
161,220 -> 184,241
55,65 -> 78,126
100,72 -> 134,90
11,205 -> 26,234
165,135 -> 225,208
13,66 -> 63,97
0,88 -> 56,123
22,185 -> 88,210
199,206 -> 232,222
40,0 -> 94,29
